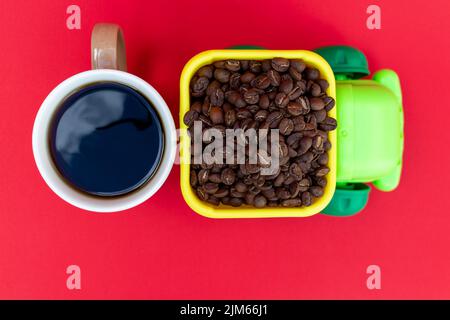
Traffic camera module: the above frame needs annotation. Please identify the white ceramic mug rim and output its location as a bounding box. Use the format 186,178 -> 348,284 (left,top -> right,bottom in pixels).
32,69 -> 176,212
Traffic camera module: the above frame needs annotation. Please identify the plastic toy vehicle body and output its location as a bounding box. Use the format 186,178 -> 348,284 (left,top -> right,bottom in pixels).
179,45 -> 404,218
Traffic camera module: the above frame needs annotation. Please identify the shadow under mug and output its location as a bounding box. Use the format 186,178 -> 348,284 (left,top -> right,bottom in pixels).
32,23 -> 176,212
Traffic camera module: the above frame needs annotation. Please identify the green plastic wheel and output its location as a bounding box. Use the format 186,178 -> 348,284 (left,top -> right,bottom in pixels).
321,183 -> 371,216
314,46 -> 370,79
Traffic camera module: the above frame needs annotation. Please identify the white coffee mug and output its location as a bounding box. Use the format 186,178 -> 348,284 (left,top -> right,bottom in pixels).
32,23 -> 176,212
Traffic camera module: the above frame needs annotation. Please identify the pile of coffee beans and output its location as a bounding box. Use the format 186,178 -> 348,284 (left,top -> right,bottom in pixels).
184,58 -> 337,208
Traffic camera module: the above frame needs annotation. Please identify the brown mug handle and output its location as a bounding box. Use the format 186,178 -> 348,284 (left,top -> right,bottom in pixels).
91,23 -> 127,71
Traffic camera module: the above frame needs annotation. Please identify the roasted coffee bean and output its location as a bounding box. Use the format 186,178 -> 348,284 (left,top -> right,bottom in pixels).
223,102 -> 234,112
276,188 -> 291,200
197,65 -> 214,78
244,163 -> 260,174
249,60 -> 262,73
292,116 -> 306,131
200,162 -> 214,170
190,170 -> 198,187
288,146 -> 298,158
267,69 -> 281,86
297,96 -> 310,114
298,161 -> 311,173
278,142 -> 289,158
281,199 -> 302,207
317,153 -> 328,166
229,197 -> 243,207
196,187 -> 209,201
240,71 -> 256,84
315,166 -> 330,177
297,137 -> 313,155
230,73 -> 241,89
287,86 -> 303,100
289,66 -> 303,81
225,90 -> 239,104
296,80 -> 307,93
312,135 -> 324,151
289,182 -> 301,198
214,68 -> 231,83
299,151 -> 314,163
242,119 -> 257,131
279,78 -> 294,94
262,188 -> 276,200
247,104 -> 259,114
274,173 -> 286,187
243,88 -> 260,104
192,76 -> 209,94
291,59 -> 306,73
213,61 -> 226,68
254,195 -> 267,208
310,83 -> 322,97
304,116 -> 317,131
279,118 -> 294,135
323,96 -> 335,111
204,182 -> 219,194
310,186 -> 324,197
267,111 -> 283,124
289,163 -> 303,178
304,67 -> 320,80
191,101 -> 202,113
230,188 -> 245,198
286,132 -> 302,147
236,108 -> 252,120
301,191 -> 312,206
235,181 -> 248,193
221,83 -> 230,92
271,58 -> 290,72
259,94 -> 270,109
309,97 -> 325,111
221,168 -> 236,185
266,201 -> 277,207
183,110 -> 199,127
225,60 -> 241,72
287,101 -> 303,116
224,109 -> 237,127
198,169 -> 209,185
274,92 -> 289,108
207,196 -> 220,205
255,110 -> 268,121
248,185 -> 261,195
313,109 -> 327,123
319,116 -> 337,131
245,193 -> 256,205
209,106 -> 224,124
253,74 -> 271,89
210,88 -> 224,106
298,178 -> 310,192
315,177 -> 327,188
208,173 -> 222,184
240,60 -> 249,71
206,80 -> 221,96
317,79 -> 329,92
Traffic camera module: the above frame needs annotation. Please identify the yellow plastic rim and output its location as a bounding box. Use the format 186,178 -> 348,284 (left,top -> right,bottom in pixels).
180,50 -> 336,218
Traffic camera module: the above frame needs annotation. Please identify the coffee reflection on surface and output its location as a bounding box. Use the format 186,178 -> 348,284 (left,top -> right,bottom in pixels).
50,82 -> 163,196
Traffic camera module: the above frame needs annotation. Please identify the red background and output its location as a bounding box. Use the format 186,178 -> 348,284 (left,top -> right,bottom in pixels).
0,0 -> 449,299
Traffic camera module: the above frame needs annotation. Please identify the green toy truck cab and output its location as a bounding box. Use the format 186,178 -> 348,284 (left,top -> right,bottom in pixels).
315,46 -> 404,216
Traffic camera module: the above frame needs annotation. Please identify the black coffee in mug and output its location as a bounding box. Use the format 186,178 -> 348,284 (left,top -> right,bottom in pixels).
50,82 -> 164,196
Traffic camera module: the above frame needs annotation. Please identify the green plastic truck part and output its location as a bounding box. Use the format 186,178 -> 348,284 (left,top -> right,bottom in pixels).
315,46 -> 404,216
